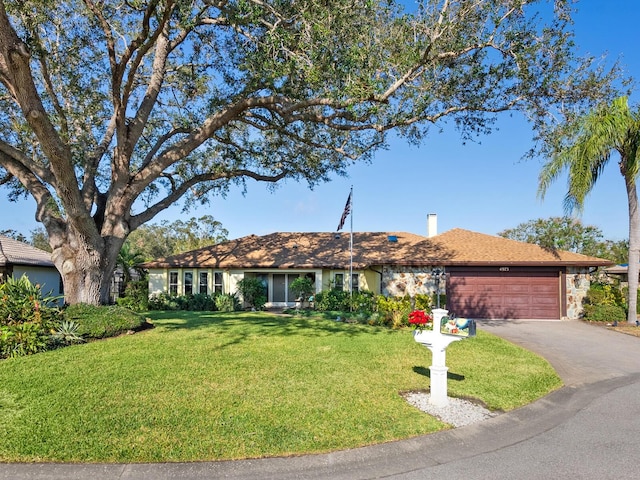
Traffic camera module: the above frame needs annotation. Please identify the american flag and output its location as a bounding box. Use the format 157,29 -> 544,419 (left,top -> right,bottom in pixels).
336,191 -> 352,231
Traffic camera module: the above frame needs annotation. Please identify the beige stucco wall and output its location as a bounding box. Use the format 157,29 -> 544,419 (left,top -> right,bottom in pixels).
147,269 -> 166,295
362,268 -> 381,293
150,266 -> 422,298
148,268 -> 233,296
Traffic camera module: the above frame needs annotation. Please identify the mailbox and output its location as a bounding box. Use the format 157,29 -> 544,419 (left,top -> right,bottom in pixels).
440,316 -> 476,337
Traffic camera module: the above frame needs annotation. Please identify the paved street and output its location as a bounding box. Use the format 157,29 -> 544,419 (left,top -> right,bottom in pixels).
1,320 -> 639,479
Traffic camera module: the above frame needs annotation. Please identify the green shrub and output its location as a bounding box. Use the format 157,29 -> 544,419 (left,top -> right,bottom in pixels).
1,322 -> 51,358
376,295 -> 413,328
349,290 -> 376,314
314,289 -> 350,311
148,292 -> 218,311
148,292 -> 179,310
236,278 -> 267,310
585,282 -> 625,308
63,304 -> 149,339
582,303 -> 627,323
289,277 -> 315,301
0,276 -> 63,358
215,293 -> 239,312
582,282 -> 628,323
186,293 -> 216,311
116,280 -> 149,311
414,293 -> 433,311
0,275 -> 61,326
366,311 -> 385,326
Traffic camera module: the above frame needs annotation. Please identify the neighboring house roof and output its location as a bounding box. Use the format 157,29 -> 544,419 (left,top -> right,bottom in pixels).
0,235 -> 54,268
142,229 -> 613,270
603,263 -> 640,276
604,264 -> 628,275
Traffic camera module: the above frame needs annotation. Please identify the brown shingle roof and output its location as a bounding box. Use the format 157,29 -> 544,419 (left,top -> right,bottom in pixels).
431,229 -> 613,266
0,235 -> 54,267
142,229 -> 613,270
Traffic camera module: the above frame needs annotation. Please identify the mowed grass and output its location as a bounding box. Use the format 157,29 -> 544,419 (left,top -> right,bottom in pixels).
0,312 -> 561,463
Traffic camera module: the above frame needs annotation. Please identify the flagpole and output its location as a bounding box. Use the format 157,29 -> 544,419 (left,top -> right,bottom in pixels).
349,186 -> 353,308
336,187 -> 354,308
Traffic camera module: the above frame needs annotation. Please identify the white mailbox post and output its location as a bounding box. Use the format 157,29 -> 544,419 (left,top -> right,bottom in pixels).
413,308 -> 474,407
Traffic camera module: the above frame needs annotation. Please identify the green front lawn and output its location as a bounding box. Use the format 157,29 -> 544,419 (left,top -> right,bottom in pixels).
0,311 -> 561,462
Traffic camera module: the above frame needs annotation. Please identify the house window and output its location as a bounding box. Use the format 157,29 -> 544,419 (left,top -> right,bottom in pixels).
169,271 -> 178,296
199,271 -> 208,294
334,273 -> 344,291
257,274 -> 269,300
351,273 -> 359,293
184,272 -> 193,295
214,272 -> 223,294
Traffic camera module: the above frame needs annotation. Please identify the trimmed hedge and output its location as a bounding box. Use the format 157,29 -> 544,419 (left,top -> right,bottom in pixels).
582,303 -> 627,323
63,304 -> 150,339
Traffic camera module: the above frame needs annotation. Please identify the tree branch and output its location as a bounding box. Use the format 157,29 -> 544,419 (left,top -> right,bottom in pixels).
129,168 -> 287,229
32,29 -> 70,138
0,139 -> 55,185
0,149 -> 57,225
0,4 -> 85,224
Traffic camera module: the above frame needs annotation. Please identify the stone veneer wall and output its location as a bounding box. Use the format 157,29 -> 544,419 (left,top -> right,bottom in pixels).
381,266 -> 441,297
565,267 -> 591,320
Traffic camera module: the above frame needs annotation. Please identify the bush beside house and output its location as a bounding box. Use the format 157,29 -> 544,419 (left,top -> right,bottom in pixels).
0,276 -> 62,358
0,276 -> 151,359
582,282 -> 628,324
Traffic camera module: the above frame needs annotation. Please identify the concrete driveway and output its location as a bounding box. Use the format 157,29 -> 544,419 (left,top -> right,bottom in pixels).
2,320 -> 639,479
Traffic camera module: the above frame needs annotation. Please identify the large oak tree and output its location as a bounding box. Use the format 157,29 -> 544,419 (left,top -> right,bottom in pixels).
0,0 -> 621,304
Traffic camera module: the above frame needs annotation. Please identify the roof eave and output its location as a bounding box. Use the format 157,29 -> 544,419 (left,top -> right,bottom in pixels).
444,260 -> 615,267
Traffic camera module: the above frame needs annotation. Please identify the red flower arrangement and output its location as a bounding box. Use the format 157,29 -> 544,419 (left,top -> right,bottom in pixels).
408,310 -> 432,331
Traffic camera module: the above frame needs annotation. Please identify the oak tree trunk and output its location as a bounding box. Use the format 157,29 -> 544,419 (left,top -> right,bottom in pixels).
49,229 -> 123,305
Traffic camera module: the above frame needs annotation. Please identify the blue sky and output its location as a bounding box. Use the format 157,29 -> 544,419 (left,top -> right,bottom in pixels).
1,0 -> 638,242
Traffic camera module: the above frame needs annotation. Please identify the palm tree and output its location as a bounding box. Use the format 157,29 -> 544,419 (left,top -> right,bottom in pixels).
116,243 -> 147,287
538,96 -> 640,324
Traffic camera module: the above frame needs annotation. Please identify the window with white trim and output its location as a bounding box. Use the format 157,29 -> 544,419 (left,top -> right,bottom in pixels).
184,272 -> 193,295
199,271 -> 208,294
351,273 -> 359,293
214,272 -> 223,294
169,271 -> 178,296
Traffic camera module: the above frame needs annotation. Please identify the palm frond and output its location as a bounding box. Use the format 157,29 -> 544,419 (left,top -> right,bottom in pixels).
539,96 -> 636,214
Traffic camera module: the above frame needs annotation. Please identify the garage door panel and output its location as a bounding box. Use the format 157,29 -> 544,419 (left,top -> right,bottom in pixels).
504,295 -> 533,306
448,271 -> 560,320
531,285 -> 557,294
504,285 -> 531,294
536,296 -> 559,306
452,284 -> 478,293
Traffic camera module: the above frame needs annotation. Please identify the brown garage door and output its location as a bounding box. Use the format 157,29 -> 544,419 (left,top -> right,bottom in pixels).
447,269 -> 561,320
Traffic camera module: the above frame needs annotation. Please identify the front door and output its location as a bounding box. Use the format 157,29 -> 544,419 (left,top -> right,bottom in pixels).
273,274 -> 286,303
272,273 -> 301,304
